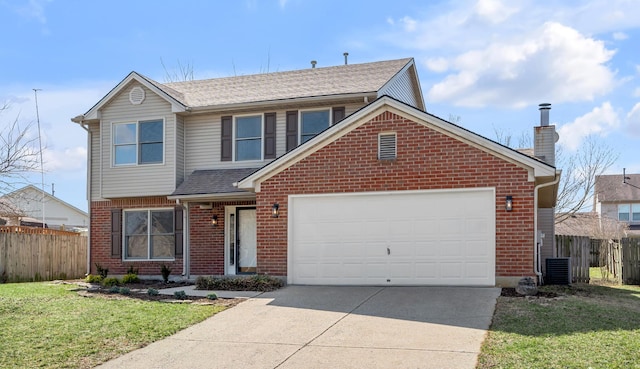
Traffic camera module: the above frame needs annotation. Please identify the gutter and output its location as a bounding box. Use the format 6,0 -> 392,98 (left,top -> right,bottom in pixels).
533,170 -> 561,285
71,115 -> 92,276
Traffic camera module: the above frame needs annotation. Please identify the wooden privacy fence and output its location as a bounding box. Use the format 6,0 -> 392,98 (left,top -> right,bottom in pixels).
555,235 -> 590,283
0,231 -> 87,282
621,238 -> 640,284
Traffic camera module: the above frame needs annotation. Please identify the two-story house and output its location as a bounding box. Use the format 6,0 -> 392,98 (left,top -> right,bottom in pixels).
72,57 -> 559,287
594,173 -> 640,237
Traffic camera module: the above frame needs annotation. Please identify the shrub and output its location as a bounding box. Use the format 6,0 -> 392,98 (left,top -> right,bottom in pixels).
95,263 -> 108,279
206,293 -> 218,300
119,287 -> 131,295
101,277 -> 120,287
126,265 -> 139,275
173,290 -> 187,300
147,288 -> 159,296
195,275 -> 283,292
160,264 -> 171,283
108,286 -> 120,293
84,274 -> 103,284
122,273 -> 140,284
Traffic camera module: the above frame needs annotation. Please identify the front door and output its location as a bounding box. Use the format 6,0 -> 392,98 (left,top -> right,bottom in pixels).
236,208 -> 257,274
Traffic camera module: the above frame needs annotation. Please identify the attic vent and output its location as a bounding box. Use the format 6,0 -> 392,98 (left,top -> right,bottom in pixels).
378,132 -> 397,160
129,86 -> 145,105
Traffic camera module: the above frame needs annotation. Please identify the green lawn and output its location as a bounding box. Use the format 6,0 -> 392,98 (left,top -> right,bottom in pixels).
477,283 -> 640,369
0,282 -> 226,369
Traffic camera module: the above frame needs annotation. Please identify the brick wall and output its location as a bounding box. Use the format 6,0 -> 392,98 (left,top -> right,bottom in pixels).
256,110 -> 536,279
90,197 -> 183,276
91,197 -> 255,277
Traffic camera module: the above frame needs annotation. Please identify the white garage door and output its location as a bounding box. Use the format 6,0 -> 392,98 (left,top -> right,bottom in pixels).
288,189 -> 495,286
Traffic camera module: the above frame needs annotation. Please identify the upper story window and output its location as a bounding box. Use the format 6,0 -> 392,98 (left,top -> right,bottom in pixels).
300,109 -> 330,143
113,119 -> 164,166
235,115 -> 263,161
618,204 -> 640,222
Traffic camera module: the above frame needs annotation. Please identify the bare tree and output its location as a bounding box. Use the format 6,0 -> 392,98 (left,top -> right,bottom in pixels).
0,103 -> 41,199
161,58 -> 195,82
554,135 -> 617,224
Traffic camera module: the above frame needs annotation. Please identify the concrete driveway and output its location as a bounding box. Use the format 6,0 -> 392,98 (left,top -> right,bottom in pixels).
97,286 -> 500,369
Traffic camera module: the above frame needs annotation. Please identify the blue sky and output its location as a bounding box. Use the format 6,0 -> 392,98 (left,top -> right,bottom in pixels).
0,0 -> 639,212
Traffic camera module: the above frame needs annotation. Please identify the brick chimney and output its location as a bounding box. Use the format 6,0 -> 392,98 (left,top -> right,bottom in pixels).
534,103 -> 558,166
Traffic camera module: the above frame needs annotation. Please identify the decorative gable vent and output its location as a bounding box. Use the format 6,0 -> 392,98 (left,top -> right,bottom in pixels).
129,86 -> 145,105
378,132 -> 397,160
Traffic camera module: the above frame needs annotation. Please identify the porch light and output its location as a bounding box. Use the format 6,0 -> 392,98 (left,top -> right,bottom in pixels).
272,203 -> 280,218
211,215 -> 218,226
505,196 -> 513,212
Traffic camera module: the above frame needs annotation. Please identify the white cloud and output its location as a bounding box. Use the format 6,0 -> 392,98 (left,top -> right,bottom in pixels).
557,102 -> 620,151
626,102 -> 640,136
278,0 -> 288,8
399,16 -> 417,32
613,31 -> 628,40
426,22 -> 616,107
474,0 -> 518,24
15,0 -> 49,24
424,57 -> 449,73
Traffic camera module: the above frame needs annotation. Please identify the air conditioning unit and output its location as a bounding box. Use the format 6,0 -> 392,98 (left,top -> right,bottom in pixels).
546,258 -> 571,285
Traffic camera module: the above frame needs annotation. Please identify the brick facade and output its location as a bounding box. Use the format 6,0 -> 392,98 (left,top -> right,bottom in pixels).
256,111 -> 536,279
91,197 -> 255,277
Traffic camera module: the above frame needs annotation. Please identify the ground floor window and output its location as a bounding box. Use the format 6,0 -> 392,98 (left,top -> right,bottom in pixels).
124,209 -> 175,260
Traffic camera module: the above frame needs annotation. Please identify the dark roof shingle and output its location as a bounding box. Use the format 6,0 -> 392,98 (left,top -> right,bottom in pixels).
595,174 -> 640,202
172,168 -> 258,196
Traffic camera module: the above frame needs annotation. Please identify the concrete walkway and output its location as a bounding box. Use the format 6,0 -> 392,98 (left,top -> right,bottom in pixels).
97,286 -> 500,369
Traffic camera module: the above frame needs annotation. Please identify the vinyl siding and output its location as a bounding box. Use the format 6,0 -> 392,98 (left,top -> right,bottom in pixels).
378,66 -> 419,108
89,122 -> 101,201
184,102 -> 365,173
538,207 -> 555,273
99,82 -> 176,198
175,115 -> 185,187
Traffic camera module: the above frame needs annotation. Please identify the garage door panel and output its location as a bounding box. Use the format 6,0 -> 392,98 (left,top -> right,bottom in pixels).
289,189 -> 495,286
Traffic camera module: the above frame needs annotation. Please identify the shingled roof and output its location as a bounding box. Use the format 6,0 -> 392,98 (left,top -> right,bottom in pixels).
171,168 -> 258,197
161,58 -> 413,107
595,174 -> 640,202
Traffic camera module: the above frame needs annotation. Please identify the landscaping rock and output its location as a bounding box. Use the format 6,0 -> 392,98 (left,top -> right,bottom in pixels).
515,277 -> 538,296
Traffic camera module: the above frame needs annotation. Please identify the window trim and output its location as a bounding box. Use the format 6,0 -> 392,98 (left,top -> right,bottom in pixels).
122,207 -> 176,261
617,203 -> 640,223
111,118 -> 166,167
298,108 -> 332,145
233,114 -> 264,162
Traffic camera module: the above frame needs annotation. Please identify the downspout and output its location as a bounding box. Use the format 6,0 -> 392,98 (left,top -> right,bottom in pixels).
72,116 -> 91,276
533,171 -> 560,285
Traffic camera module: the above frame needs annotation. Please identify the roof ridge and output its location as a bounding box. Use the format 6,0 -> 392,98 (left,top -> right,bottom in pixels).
163,58 -> 413,87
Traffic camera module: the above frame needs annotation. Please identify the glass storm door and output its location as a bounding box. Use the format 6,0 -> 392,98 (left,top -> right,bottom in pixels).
236,208 -> 257,274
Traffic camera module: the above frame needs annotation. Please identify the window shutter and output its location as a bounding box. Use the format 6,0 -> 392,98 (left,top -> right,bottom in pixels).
221,116 -> 233,161
332,106 -> 345,124
264,113 -> 276,159
378,133 -> 397,160
110,209 -> 122,258
174,206 -> 183,257
286,111 -> 298,152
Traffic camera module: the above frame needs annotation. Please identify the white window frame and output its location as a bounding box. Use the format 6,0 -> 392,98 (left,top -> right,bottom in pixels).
233,114 -> 264,162
620,203 -> 640,222
299,108 -> 332,145
111,118 -> 165,167
123,208 -> 175,261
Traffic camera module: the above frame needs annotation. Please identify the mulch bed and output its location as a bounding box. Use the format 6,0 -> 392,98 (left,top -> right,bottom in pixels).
57,280 -> 243,307
500,288 -> 559,298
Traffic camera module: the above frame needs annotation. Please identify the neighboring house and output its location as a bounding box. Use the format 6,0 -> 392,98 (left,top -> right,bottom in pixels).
594,174 -> 640,237
0,185 -> 89,230
555,212 -> 628,239
72,57 -> 559,287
